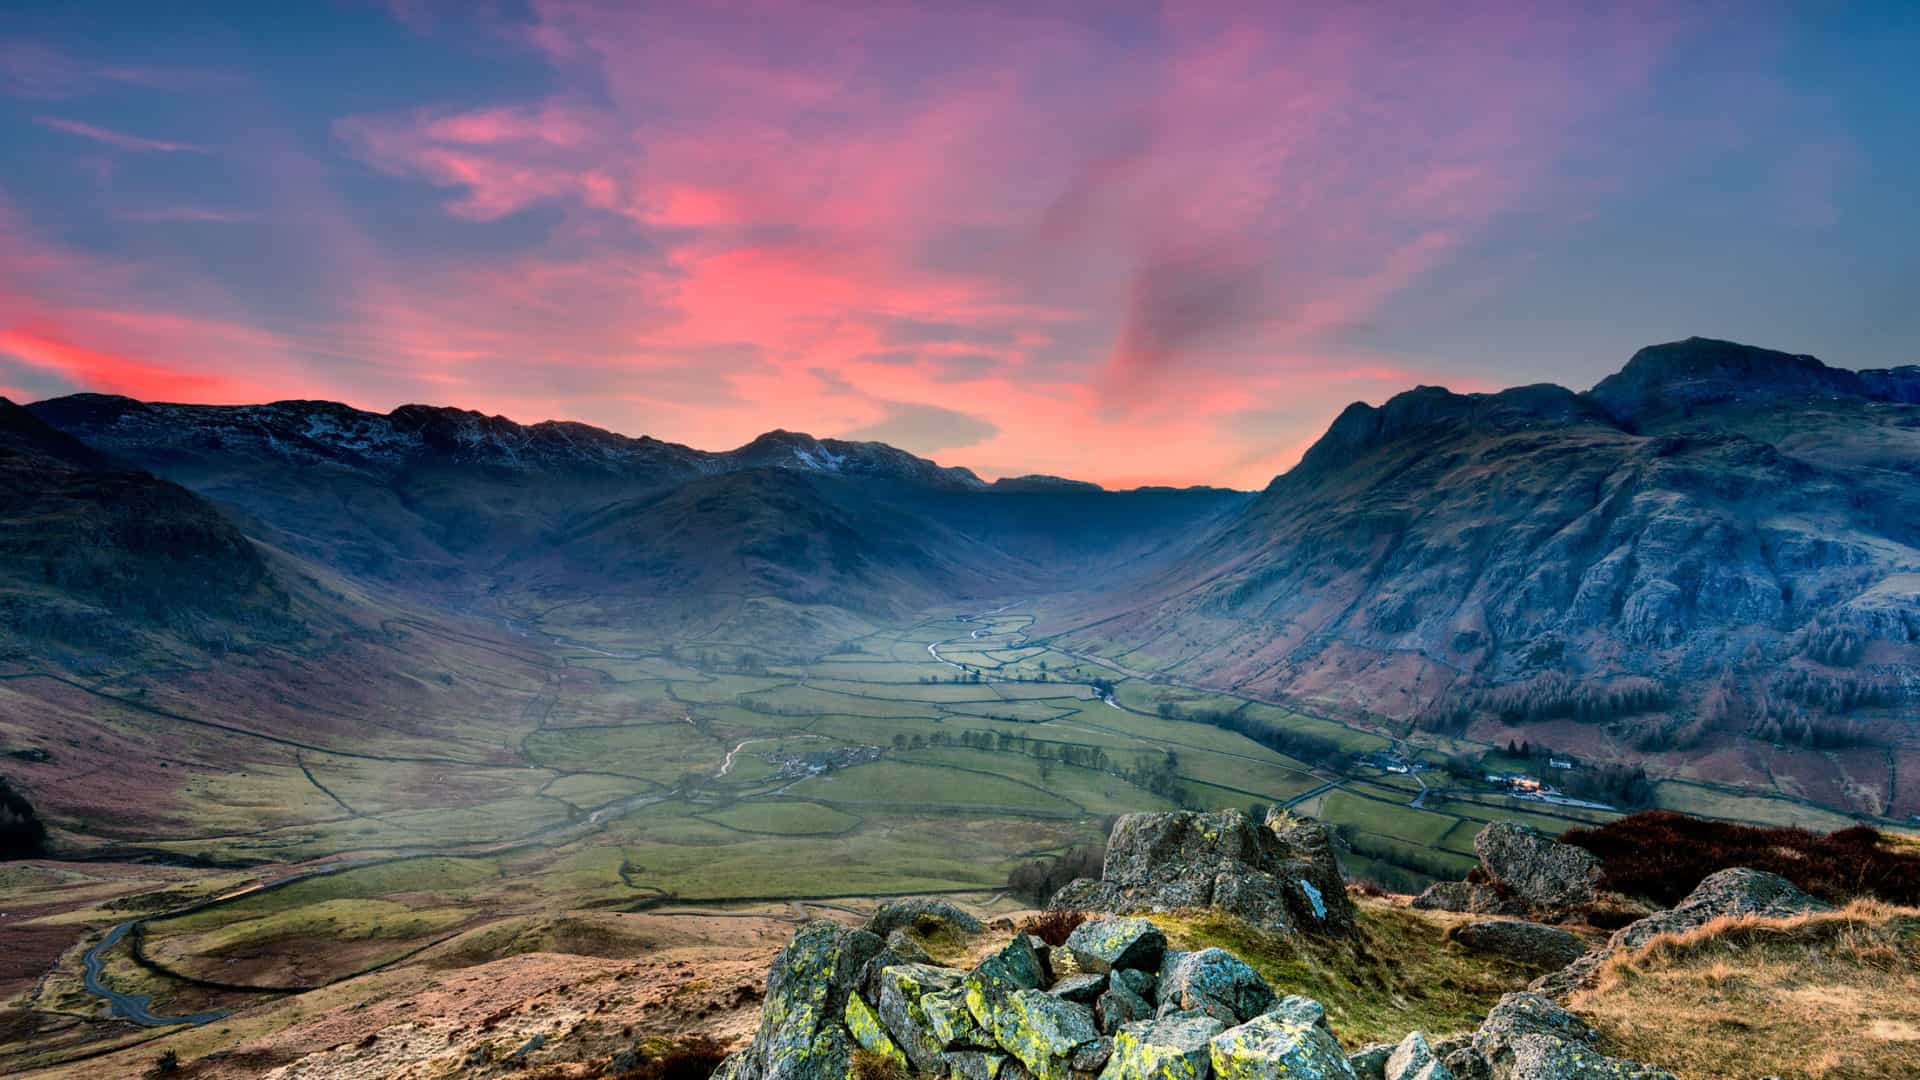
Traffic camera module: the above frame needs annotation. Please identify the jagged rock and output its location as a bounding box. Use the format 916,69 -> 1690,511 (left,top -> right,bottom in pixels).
1446,922 -> 1586,969
1067,917 -> 1168,974
868,897 -> 985,938
877,963 -> 966,1072
845,993 -> 908,1068
1411,881 -> 1505,915
969,935 -> 1050,996
946,1049 -> 1011,1080
1074,1036 -> 1116,1074
885,928 -> 934,963
1207,998 -> 1356,1080
1050,973 -> 1108,1004
1114,967 -> 1156,1001
1474,824 -> 1601,911
1098,986 -> 1154,1034
726,920 -> 884,1080
1155,948 -> 1277,1025
1050,810 -> 1354,935
970,988 -> 1099,1080
1471,993 -> 1673,1080
1608,868 -> 1831,952
1530,867 -> 1833,1000
1385,1031 -> 1452,1080
1441,1048 -> 1490,1080
1347,1043 -> 1394,1080
925,986 -> 991,1049
1100,1014 -> 1225,1080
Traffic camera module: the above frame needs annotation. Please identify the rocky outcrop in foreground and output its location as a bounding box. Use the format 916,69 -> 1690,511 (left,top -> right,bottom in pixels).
1412,824 -> 1600,919
1049,809 -> 1354,935
714,908 -> 1675,1080
1529,867 -> 1832,1000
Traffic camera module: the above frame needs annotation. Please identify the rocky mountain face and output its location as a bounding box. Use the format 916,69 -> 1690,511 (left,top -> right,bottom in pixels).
0,399 -> 293,662
1054,339 -> 1920,781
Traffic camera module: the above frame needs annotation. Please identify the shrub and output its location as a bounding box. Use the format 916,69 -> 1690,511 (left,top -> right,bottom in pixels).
1017,909 -> 1088,947
1560,810 -> 1920,908
849,1049 -> 909,1080
610,1034 -> 730,1080
1006,843 -> 1104,905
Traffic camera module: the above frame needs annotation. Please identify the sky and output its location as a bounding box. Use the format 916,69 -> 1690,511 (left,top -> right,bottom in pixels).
1,3 -> 1916,488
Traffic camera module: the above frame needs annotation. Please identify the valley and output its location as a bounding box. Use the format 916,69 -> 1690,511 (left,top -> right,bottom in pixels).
0,595 -> 1872,1074
1,338 -> 1915,1075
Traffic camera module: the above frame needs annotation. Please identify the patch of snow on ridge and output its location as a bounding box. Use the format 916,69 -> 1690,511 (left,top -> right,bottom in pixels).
793,444 -> 845,473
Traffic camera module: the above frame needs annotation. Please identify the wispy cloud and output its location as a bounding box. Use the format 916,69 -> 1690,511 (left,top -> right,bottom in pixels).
36,116 -> 206,153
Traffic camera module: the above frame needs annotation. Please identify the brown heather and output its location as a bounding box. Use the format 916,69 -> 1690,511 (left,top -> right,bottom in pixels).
1560,810 -> 1920,908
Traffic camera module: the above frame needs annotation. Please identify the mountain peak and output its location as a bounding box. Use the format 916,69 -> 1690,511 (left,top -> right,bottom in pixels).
1587,337 -> 1863,426
1285,381 -> 1606,485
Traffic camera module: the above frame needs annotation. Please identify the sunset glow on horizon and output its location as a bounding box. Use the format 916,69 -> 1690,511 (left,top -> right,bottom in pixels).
2,2 -> 1916,488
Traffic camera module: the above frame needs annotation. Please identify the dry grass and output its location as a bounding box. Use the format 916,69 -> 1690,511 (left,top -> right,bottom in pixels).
1157,895 -> 1572,1047
1577,901 -> 1920,1079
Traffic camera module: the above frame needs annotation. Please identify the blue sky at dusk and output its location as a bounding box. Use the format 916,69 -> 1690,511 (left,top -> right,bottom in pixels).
2,2 -> 1915,486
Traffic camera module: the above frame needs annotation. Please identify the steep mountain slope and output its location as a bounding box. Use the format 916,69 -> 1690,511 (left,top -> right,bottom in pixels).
0,399 -> 293,664
1052,340 -> 1920,802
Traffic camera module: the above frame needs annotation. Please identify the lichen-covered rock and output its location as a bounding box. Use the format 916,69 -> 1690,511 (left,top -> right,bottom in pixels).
1067,917 -> 1168,974
1050,810 -> 1355,936
1473,824 -> 1601,911
1385,1031 -> 1452,1080
1099,1015 -> 1226,1080
1471,993 -> 1674,1080
1114,967 -> 1156,1001
1441,1048 -> 1489,1080
1155,949 -> 1277,1025
1487,1038 -> 1675,1080
925,985 -> 991,1049
877,963 -> 967,1072
710,1051 -> 750,1080
1445,921 -> 1586,969
1050,973 -> 1108,1004
946,1049 -> 1010,1080
729,919 -> 884,1080
1098,986 -> 1154,1034
1347,1043 -> 1394,1080
845,993 -> 907,1069
867,898 -> 986,939
970,935 -> 1049,995
1208,1002 -> 1357,1080
1074,1036 -> 1116,1074
970,987 -> 1099,1080
885,928 -> 934,963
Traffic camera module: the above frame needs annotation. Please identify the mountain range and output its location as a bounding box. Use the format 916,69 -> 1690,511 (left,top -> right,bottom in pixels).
5,337 -> 1917,817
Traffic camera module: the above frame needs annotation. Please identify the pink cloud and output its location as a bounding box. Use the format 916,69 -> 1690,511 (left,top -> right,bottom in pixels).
2,4 -> 1698,488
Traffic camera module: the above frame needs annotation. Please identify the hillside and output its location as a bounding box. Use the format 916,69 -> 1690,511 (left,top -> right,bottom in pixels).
0,399 -> 294,664
1048,339 -> 1920,817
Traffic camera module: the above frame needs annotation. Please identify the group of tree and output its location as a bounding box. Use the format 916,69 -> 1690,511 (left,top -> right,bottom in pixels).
888,730 -> 1191,807
1472,672 -> 1670,724
1006,840 -> 1106,904
1156,702 -> 1346,769
0,777 -> 47,859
